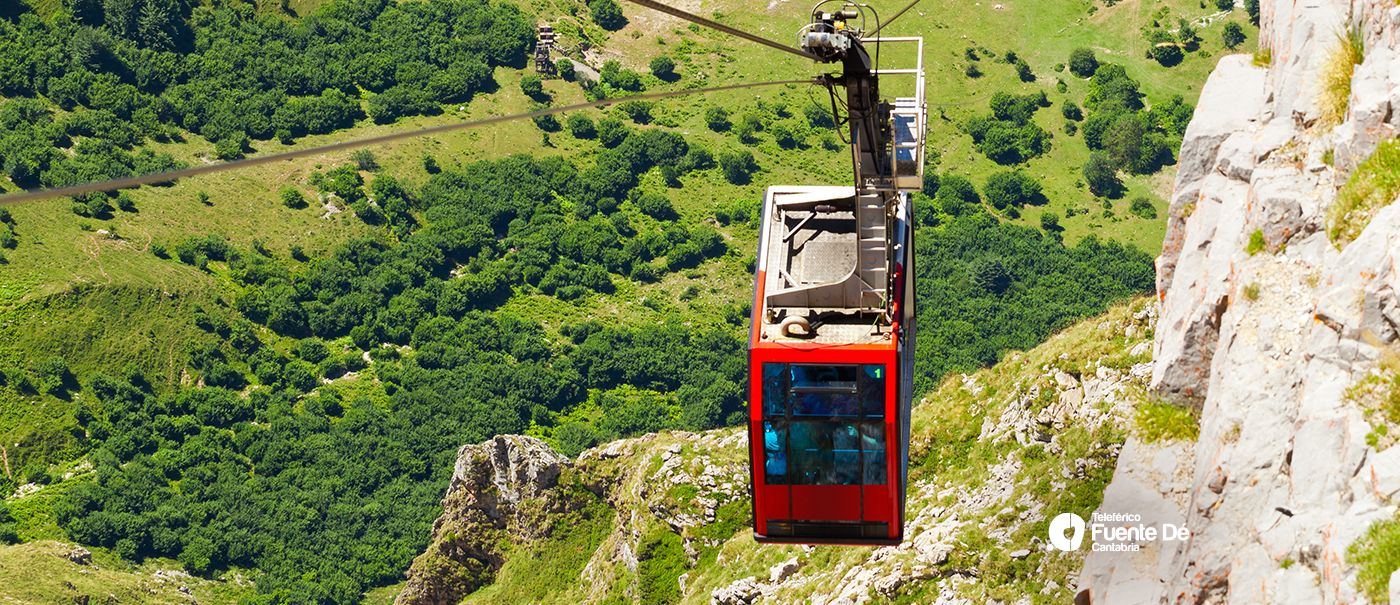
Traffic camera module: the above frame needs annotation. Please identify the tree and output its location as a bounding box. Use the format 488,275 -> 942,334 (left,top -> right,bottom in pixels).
983,171 -> 1043,209
1222,22 -> 1246,49
351,149 -> 378,171
769,121 -> 804,149
589,0 -> 626,30
1215,0 -> 1234,11
1039,211 -> 1062,232
921,171 -> 940,198
719,149 -> 758,184
520,74 -> 544,99
597,117 -> 628,147
423,154 -> 441,174
1083,152 -> 1122,197
1147,30 -> 1184,66
532,103 -> 560,131
567,114 -> 596,139
634,192 -> 676,220
557,59 -> 576,81
1013,58 -> 1035,82
705,106 -> 730,131
280,187 -> 308,209
1129,197 -> 1158,219
1177,18 -> 1200,48
649,56 -> 676,80
972,258 -> 1011,294
1062,100 -> 1083,121
215,134 -> 247,160
1244,0 -> 1259,25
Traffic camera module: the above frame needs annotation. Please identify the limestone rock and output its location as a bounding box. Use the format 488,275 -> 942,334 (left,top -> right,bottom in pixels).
397,436 -> 571,605
1084,0 -> 1400,601
711,577 -> 761,605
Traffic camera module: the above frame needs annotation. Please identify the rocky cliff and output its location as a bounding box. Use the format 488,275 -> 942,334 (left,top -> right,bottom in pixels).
396,301 -> 1165,604
1080,0 -> 1400,603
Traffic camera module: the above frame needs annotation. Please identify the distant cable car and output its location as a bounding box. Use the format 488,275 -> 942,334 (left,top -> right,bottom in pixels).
747,5 -> 925,544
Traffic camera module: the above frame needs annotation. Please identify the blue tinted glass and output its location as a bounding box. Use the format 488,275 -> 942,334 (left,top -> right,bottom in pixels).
762,363 -> 786,417
793,391 -> 860,417
788,422 -> 833,484
763,421 -> 787,483
861,422 -> 886,485
831,424 -> 860,484
861,365 -> 886,417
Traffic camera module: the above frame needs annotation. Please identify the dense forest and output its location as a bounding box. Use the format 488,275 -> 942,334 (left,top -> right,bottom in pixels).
0,0 -> 531,194
0,0 -> 1163,602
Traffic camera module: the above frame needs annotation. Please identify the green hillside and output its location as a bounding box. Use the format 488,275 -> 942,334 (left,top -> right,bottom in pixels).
0,0 -> 1248,601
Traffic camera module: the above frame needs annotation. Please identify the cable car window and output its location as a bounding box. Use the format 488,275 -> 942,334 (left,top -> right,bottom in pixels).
860,365 -> 885,418
860,423 -> 886,484
762,364 -> 786,417
759,363 -> 888,486
763,421 -> 787,483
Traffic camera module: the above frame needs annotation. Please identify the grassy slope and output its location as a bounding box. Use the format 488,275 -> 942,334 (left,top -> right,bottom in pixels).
0,540 -> 253,604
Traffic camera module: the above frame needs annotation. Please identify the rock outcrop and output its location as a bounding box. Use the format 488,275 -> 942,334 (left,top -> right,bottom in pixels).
1082,0 -> 1400,602
397,435 -> 572,605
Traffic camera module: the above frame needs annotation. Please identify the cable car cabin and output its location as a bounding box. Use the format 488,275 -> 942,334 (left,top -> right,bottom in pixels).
747,185 -> 916,545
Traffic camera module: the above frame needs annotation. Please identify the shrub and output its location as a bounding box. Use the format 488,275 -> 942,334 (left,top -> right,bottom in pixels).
423,154 -> 441,174
1348,513 -> 1400,604
115,192 -> 137,212
649,56 -> 676,79
769,121 -> 804,149
597,117 -> 628,147
280,187 -> 308,209
567,114 -> 597,139
215,134 -> 246,160
616,101 -> 652,124
350,149 -> 378,171
588,0 -> 626,30
1083,152 -> 1122,197
921,171 -> 940,198
1148,30 -> 1184,66
1129,197 -> 1158,219
719,149 -> 758,184
1069,47 -> 1099,77
937,174 -> 979,204
965,63 -> 982,78
634,192 -> 677,220
983,171 -> 1043,209
1327,140 -> 1400,245
520,74 -> 544,98
1221,21 -> 1246,49
705,106 -> 730,131
1062,100 -> 1083,121
1246,229 -> 1266,255
532,104 -> 561,131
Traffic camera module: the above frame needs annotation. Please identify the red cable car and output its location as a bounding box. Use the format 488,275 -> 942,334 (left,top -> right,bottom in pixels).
747,11 -> 925,545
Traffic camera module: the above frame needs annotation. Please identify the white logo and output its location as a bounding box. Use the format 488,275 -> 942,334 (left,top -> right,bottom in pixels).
1049,513 -> 1086,551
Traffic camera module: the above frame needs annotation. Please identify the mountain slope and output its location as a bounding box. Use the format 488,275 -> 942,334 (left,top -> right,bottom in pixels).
391,299 -> 1163,604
